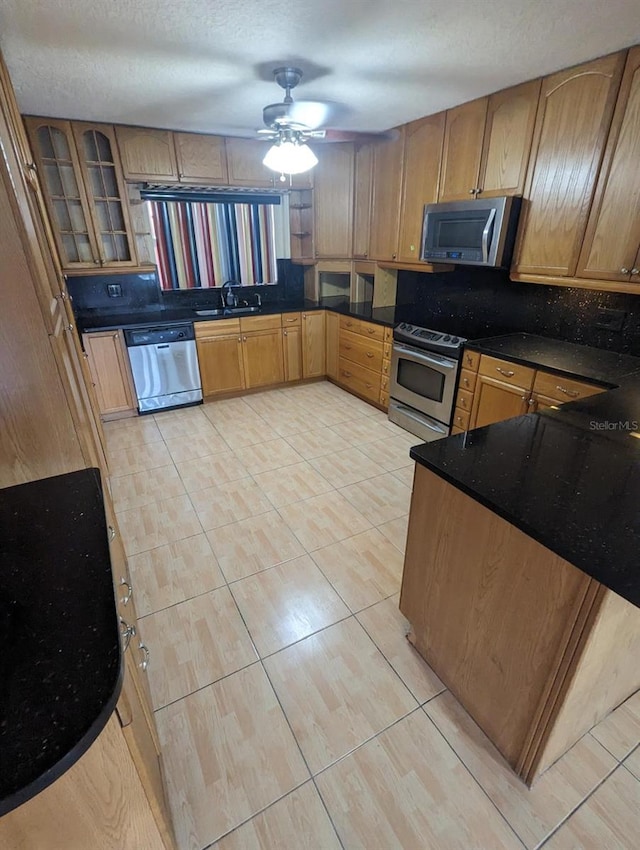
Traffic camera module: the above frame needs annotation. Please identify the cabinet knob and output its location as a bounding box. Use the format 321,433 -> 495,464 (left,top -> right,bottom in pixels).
392,253 -> 397,260
65,323 -> 74,333
302,313 -> 306,319
243,336 -> 247,342
621,268 -> 629,274
468,189 -> 476,195
283,330 -> 288,336
631,269 -> 639,276
113,333 -> 118,340
238,336 -> 242,342
475,188 -> 483,195
119,617 -> 136,652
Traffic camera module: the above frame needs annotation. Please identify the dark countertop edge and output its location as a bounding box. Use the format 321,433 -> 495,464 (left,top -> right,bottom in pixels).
0,653 -> 123,818
408,438 -> 634,600
78,300 -> 397,333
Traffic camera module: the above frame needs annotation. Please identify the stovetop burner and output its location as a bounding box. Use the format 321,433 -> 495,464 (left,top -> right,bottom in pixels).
393,322 -> 466,358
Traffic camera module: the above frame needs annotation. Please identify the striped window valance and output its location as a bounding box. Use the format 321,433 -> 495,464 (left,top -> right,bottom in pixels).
147,199 -> 279,290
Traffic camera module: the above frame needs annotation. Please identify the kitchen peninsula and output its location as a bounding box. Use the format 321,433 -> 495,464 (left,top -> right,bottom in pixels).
400,337 -> 640,785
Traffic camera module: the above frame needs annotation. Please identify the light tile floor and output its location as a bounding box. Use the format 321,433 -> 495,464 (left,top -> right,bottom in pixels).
104,381 -> 640,850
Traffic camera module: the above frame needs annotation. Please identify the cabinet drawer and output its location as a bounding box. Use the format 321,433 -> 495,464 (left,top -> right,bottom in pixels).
479,354 -> 535,388
384,327 -> 393,343
382,358 -> 391,377
532,370 -> 606,403
281,312 -> 301,327
461,349 -> 480,372
240,314 -> 282,332
339,316 -> 385,341
380,390 -> 389,408
381,374 -> 390,392
339,329 -> 384,372
195,318 -> 240,338
458,368 -> 477,393
453,407 -> 470,431
383,342 -> 392,359
338,357 -> 381,403
455,387 -> 474,411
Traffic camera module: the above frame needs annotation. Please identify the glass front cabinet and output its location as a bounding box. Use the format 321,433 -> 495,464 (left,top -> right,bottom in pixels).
25,118 -> 137,270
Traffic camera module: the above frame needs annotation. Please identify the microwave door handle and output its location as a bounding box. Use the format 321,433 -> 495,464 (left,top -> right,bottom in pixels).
481,208 -> 496,264
394,344 -> 456,369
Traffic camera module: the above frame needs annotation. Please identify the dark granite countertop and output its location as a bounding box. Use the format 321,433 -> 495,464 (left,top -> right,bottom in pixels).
466,332 -> 640,385
0,469 -> 122,816
411,333 -> 640,608
78,298 -> 397,333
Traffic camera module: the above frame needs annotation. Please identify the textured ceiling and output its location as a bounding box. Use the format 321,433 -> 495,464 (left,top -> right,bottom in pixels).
1,0 -> 640,135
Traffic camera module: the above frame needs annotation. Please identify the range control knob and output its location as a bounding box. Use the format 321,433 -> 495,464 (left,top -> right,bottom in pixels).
443,335 -> 451,342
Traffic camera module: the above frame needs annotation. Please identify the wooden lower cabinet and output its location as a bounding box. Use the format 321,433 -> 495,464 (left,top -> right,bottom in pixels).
301,311 -> 326,378
338,357 -> 381,404
283,325 -> 302,382
470,374 -> 530,428
197,334 -> 245,396
242,328 -> 284,388
83,330 -> 136,418
401,466 -> 640,785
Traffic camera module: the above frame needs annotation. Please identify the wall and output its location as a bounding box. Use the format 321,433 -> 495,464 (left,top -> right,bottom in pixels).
396,268 -> 640,355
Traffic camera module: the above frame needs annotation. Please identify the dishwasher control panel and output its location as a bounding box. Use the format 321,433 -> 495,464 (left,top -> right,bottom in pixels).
124,323 -> 195,346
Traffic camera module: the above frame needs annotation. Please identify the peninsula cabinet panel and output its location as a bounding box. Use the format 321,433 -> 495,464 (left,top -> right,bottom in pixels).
369,129 -> 405,261
197,334 -> 245,396
242,328 -> 285,388
174,132 -> 228,184
352,143 -> 374,259
115,126 -> 178,182
225,138 -> 274,188
577,47 -> 640,283
478,78 -> 541,198
83,330 -> 136,418
302,311 -> 326,378
438,97 -> 488,202
313,143 -> 354,257
397,113 -> 445,263
512,52 -> 626,278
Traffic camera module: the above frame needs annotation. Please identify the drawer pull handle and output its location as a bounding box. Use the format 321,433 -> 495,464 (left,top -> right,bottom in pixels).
366,383 -> 373,389
120,578 -> 132,606
463,378 -> 469,386
285,318 -> 296,322
496,367 -> 515,377
459,398 -> 467,408
138,642 -> 150,672
119,617 -> 136,652
345,344 -> 352,350
556,385 -> 579,397
366,352 -> 373,358
108,525 -> 116,541
341,370 -> 352,377
367,329 -> 375,334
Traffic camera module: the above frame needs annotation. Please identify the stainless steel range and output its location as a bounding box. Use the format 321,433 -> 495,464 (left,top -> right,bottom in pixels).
389,322 -> 466,442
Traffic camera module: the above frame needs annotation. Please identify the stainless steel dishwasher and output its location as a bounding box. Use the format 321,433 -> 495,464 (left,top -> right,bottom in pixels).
124,324 -> 202,413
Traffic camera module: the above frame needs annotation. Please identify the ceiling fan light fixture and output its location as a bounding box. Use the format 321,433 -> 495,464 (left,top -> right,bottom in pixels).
263,137 -> 318,176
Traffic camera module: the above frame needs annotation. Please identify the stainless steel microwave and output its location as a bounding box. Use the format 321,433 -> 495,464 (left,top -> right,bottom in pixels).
421,196 -> 522,268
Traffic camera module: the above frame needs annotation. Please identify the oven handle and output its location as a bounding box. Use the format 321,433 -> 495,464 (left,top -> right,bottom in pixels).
482,208 -> 496,264
393,403 -> 448,435
393,343 -> 456,369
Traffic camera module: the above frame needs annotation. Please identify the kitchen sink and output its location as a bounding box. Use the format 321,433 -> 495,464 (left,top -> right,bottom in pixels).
194,306 -> 261,317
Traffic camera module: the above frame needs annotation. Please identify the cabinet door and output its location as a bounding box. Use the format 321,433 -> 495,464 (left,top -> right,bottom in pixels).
242,328 -> 284,388
174,133 -> 228,184
513,52 -> 625,278
438,98 -> 488,202
577,48 -> 640,283
197,334 -> 245,396
313,143 -> 354,258
115,126 -> 178,181
83,330 -> 136,417
478,79 -> 541,198
25,117 -> 101,269
352,143 -> 373,258
226,138 -> 274,187
283,326 -> 303,381
73,123 -> 138,267
397,113 -> 445,262
470,375 -> 529,429
325,310 -> 340,380
302,311 -> 326,378
369,129 -> 405,261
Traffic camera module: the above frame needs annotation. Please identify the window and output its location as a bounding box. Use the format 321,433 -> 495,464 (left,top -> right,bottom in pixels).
146,197 -> 280,290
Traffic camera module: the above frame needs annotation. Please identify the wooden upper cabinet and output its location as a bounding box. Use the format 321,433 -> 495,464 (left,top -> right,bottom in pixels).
313,143 -> 354,257
72,123 -> 138,267
115,127 -> 178,181
25,116 -> 101,269
438,97 -> 488,201
369,129 -> 405,261
513,52 -> 626,278
225,138 -> 274,187
478,79 -> 541,198
352,143 -> 373,258
577,47 -> 640,283
174,132 -> 228,184
397,113 -> 445,262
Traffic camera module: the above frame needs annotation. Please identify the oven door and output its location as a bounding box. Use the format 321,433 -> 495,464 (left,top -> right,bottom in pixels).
390,342 -> 457,424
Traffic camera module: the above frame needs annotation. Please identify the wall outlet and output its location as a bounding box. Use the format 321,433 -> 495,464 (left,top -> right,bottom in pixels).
594,307 -> 626,332
107,283 -> 123,298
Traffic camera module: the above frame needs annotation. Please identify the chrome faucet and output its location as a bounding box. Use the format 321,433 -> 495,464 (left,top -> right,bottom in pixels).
222,280 -> 238,308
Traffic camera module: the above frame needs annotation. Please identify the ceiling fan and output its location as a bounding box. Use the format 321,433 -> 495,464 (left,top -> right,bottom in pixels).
257,67 -> 390,177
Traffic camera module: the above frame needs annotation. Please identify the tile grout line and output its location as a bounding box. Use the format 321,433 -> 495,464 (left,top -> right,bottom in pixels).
586,728 -> 637,766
